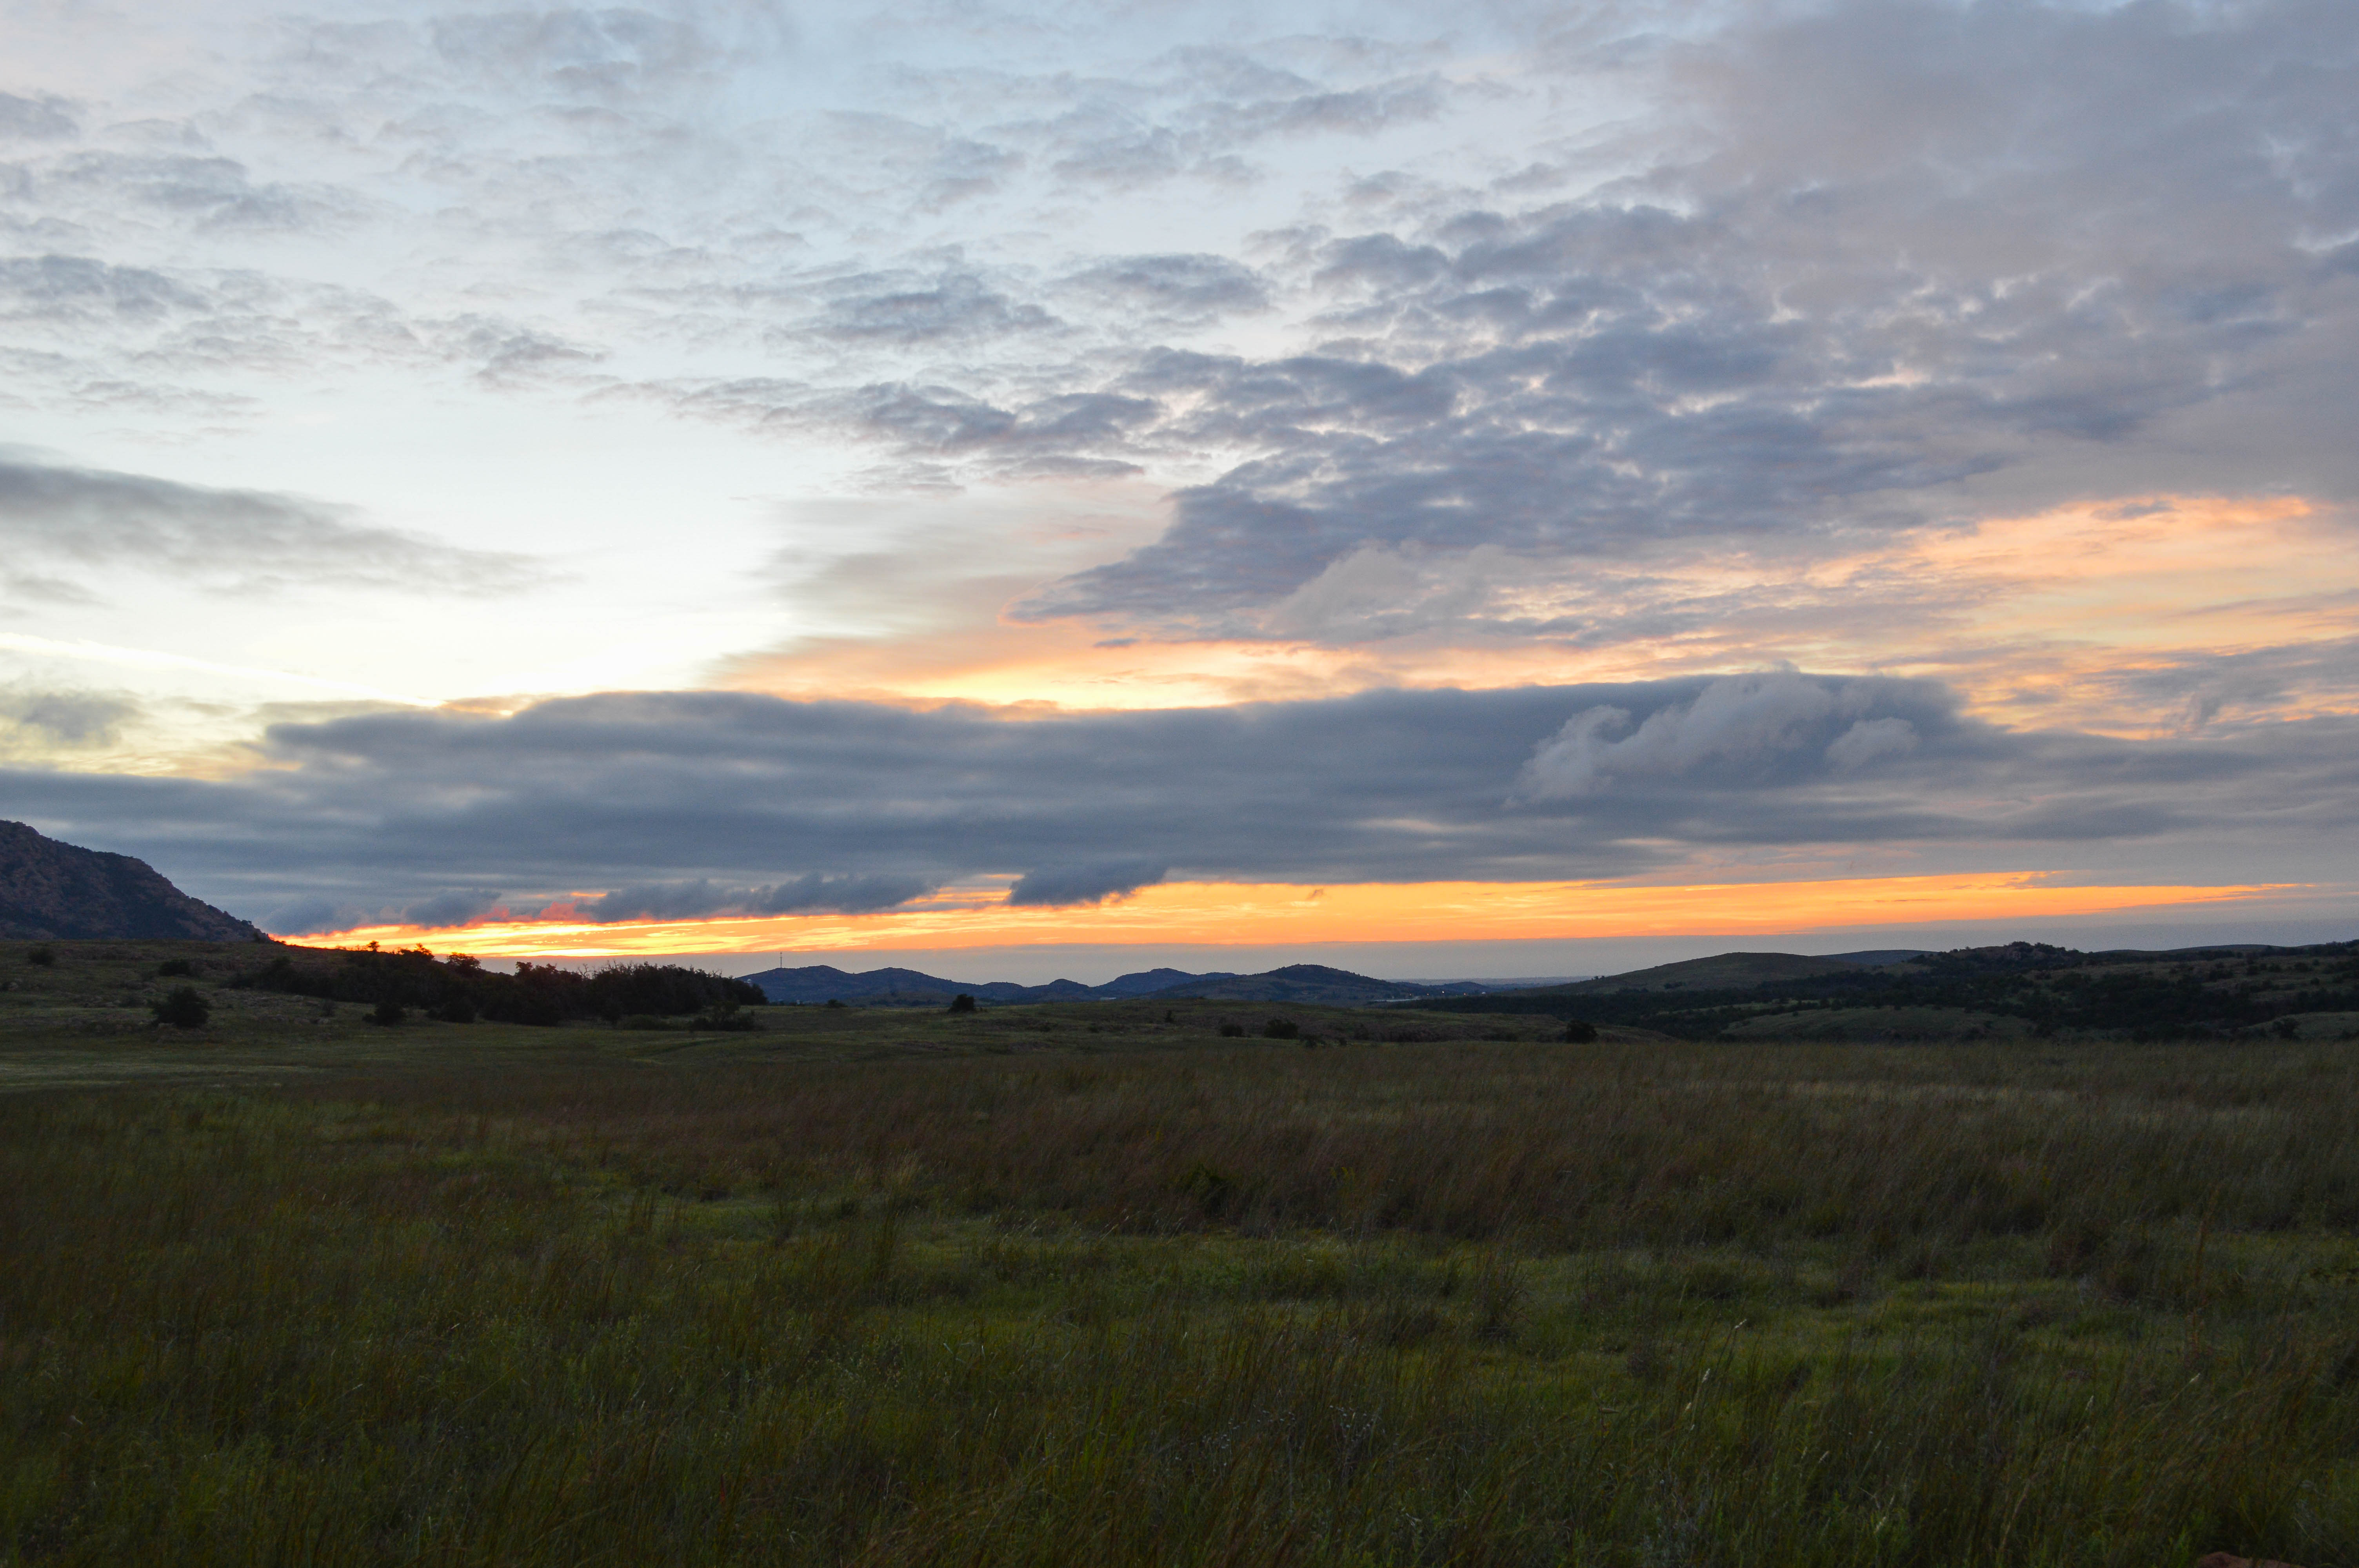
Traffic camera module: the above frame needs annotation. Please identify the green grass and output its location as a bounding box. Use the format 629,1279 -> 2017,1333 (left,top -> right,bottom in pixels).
2,940 -> 2356,1564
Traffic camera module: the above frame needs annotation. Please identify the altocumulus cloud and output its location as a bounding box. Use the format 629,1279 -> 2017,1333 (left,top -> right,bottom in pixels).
4,679 -> 2356,927
967,0 -> 2359,639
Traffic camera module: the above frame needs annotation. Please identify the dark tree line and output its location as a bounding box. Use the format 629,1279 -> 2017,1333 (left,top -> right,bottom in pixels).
234,948 -> 764,1026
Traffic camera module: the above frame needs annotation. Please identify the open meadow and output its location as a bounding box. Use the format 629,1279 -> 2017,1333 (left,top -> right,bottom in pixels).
3,940 -> 2356,1565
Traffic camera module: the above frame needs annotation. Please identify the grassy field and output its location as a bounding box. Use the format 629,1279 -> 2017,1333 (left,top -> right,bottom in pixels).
3,940 -> 2356,1565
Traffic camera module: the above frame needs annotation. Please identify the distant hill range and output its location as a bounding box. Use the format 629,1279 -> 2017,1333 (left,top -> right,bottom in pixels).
1541,949 -> 1930,995
741,960 -> 1506,1008
1425,939 -> 2359,1042
0,820 -> 264,942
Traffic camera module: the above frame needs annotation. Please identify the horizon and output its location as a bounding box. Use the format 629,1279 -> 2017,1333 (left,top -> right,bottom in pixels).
424,909 -> 2359,990
6,0 -> 2357,964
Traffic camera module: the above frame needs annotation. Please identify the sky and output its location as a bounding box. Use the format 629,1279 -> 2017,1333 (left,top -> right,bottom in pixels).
3,0 -> 2356,982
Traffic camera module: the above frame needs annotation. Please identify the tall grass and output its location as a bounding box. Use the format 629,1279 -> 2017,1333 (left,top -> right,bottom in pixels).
3,1039 -> 2357,1564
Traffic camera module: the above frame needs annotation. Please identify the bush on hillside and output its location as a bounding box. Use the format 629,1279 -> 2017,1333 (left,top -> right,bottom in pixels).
151,987 -> 209,1029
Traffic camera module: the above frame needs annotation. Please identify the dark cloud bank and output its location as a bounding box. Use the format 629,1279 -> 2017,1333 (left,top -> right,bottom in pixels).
5,676 -> 2353,933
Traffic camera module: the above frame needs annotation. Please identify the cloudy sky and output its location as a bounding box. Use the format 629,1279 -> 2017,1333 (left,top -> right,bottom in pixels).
4,0 -> 2355,978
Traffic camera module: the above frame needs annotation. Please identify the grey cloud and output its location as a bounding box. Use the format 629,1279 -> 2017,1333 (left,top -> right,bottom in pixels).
584,880 -> 740,922
1223,74 -> 1446,139
2068,631 -> 2359,732
428,315 -> 607,384
1007,862 -> 1168,907
1314,233 -> 1447,290
809,113 -> 1023,212
0,452 -> 547,596
401,889 -> 505,927
678,381 -> 1161,481
756,872 -> 936,913
816,271 -> 1057,345
0,257 -> 595,397
1518,675 -> 1936,799
7,678 -> 2355,924
428,7 -> 734,103
264,897 -> 364,936
2,572 -> 102,606
1050,122 -> 1186,187
0,93 -> 78,142
994,0 -> 2359,635
0,689 -> 140,747
32,150 -> 371,233
585,873 -> 936,922
1030,51 -> 1450,189
1065,254 -> 1268,323
0,256 -> 211,328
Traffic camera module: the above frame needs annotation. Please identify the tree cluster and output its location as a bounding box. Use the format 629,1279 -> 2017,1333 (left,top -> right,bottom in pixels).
235,949 -> 764,1026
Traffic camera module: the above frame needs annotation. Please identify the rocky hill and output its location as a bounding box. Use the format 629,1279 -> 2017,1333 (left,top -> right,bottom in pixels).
0,820 -> 263,942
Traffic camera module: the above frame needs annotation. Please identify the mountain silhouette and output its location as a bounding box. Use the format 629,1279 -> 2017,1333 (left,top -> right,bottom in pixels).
0,820 -> 264,942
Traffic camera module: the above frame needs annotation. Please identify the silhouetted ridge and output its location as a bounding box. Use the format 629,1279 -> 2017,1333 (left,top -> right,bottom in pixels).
0,820 -> 263,942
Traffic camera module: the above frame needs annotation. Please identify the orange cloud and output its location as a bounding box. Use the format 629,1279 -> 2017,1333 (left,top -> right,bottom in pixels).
710,493 -> 2359,736
297,871 -> 2297,960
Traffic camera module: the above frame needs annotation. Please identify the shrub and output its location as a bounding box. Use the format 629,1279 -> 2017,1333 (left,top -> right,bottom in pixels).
825,999 -> 847,1010
1261,1018 -> 1299,1040
26,946 -> 54,967
436,997 -> 476,1024
150,986 -> 209,1029
948,994 -> 976,1014
369,1000 -> 407,1027
155,958 -> 194,978
1563,1020 -> 1599,1043
1218,1022 -> 1246,1038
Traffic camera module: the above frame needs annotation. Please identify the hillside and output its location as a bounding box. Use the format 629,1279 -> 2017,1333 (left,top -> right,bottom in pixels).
0,820 -> 262,942
1427,940 -> 2359,1041
1548,950 -> 1876,996
1139,964 -> 1431,1004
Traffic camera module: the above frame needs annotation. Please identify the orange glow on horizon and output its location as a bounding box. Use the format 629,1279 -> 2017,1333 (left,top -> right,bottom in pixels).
289,871 -> 2299,960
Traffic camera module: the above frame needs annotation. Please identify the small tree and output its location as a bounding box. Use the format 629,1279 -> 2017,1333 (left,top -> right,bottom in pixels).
156,958 -> 193,977
1261,1017 -> 1299,1040
1563,1020 -> 1598,1043
947,994 -> 976,1013
370,999 -> 407,1026
27,946 -> 55,967
151,986 -> 209,1029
